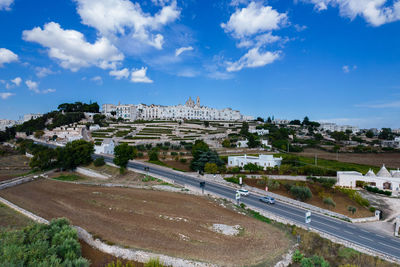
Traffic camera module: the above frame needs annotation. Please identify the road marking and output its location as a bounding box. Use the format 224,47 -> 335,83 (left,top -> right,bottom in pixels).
344,230 -> 354,235
358,235 -> 375,242
347,225 -> 357,229
375,233 -> 386,238
378,242 -> 400,252
314,221 -> 340,230
360,229 -> 371,234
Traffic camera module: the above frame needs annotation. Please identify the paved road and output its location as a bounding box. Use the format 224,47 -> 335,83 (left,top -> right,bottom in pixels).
31,141 -> 400,262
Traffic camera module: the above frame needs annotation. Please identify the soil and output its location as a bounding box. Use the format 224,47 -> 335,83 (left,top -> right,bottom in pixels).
161,160 -> 192,172
295,148 -> 400,169
0,155 -> 31,181
244,178 -> 374,218
0,202 -> 33,230
80,240 -> 144,267
0,179 -> 291,266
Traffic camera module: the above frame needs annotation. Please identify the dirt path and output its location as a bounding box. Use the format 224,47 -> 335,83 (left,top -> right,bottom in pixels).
0,179 -> 291,266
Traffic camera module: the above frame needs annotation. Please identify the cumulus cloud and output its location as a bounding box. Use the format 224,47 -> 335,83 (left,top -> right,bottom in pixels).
25,80 -> 40,93
175,46 -> 193,56
42,88 -> 56,94
22,22 -> 124,72
73,0 -> 180,49
11,77 -> 22,86
131,67 -> 153,83
226,47 -> 281,72
221,2 -> 288,38
0,92 -> 14,99
109,68 -> 130,79
0,48 -> 18,67
302,0 -> 400,26
35,67 -> 55,78
0,0 -> 13,11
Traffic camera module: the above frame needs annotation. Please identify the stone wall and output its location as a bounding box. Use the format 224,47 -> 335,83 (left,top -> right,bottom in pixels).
76,167 -> 110,179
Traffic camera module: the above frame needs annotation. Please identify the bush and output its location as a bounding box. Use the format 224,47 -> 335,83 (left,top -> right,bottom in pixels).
180,158 -> 187,163
290,185 -> 312,202
204,163 -> 219,174
148,149 -> 159,162
348,206 -> 357,214
364,186 -> 392,196
93,157 -> 105,167
224,176 -> 240,184
337,188 -> 370,207
0,218 -> 89,266
323,197 -> 336,208
369,206 -> 376,212
292,249 -> 304,263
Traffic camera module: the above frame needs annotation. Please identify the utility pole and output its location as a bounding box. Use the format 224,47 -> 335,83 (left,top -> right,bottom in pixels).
336,150 -> 338,161
315,154 -> 317,166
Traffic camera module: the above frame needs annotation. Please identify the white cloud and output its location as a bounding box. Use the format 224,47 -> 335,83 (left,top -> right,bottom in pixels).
177,69 -> 199,77
73,0 -> 180,49
0,92 -> 14,99
238,32 -> 282,48
109,68 -> 130,79
175,46 -> 193,56
91,76 -> 103,85
42,88 -> 56,94
25,80 -> 40,93
342,64 -> 357,73
226,47 -> 281,72
294,24 -> 308,31
11,77 -> 21,86
0,48 -> 18,67
0,0 -> 13,11
35,67 -> 55,78
131,67 -> 153,83
22,22 -> 124,72
302,0 -> 400,26
221,2 -> 288,38
356,100 -> 400,108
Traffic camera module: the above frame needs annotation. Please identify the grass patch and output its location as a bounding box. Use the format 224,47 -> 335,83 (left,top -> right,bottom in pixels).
53,174 -> 83,181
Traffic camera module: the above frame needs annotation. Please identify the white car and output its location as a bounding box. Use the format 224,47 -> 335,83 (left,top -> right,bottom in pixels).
236,189 -> 249,196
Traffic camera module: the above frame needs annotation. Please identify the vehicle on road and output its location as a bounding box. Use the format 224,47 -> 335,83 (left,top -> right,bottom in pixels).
259,196 -> 275,204
236,189 -> 249,196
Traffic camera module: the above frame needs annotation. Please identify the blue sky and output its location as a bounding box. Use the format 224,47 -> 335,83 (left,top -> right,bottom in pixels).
1,0 -> 400,128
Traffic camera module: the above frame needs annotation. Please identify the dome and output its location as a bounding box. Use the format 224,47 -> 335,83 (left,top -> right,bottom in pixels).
377,165 -> 391,178
365,169 -> 376,177
391,169 -> 400,178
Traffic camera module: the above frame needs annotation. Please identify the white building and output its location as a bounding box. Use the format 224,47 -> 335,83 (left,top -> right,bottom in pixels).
228,154 -> 282,170
273,119 -> 290,125
249,129 -> 269,135
381,137 -> 400,149
319,123 -> 359,134
94,139 -> 115,155
23,113 -> 42,122
337,165 -> 400,191
43,125 -> 86,142
0,119 -> 16,131
102,97 -> 252,122
237,140 -> 248,148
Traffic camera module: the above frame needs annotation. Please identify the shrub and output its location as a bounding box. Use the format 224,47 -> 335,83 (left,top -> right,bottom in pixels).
224,176 -> 240,184
348,206 -> 357,214
292,250 -> 304,263
170,151 -> 178,156
145,258 -> 167,267
148,149 -> 159,162
93,157 -> 105,167
204,162 -> 219,174
290,185 -> 312,202
180,158 -> 187,163
364,186 -> 392,196
337,188 -> 370,207
323,197 -> 336,208
243,163 -> 263,172
369,206 -> 376,212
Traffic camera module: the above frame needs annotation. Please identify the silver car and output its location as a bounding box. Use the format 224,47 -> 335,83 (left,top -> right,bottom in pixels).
259,196 -> 275,204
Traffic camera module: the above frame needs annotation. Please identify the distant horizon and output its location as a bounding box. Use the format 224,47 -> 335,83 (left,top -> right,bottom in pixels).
1,0 -> 400,129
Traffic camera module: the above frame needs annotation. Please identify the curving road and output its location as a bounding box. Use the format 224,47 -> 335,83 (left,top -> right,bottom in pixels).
32,141 -> 400,262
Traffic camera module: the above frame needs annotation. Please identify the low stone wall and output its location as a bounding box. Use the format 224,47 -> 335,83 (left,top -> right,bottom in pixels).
0,176 -> 36,190
0,196 -> 215,267
76,167 -> 110,179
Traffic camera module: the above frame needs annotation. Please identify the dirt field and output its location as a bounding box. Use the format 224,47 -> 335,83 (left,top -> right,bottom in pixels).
0,202 -> 33,230
161,160 -> 192,172
295,148 -> 400,169
0,155 -> 31,181
244,178 -> 374,218
0,179 -> 291,266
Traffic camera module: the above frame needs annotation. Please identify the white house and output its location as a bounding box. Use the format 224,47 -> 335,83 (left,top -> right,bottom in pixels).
237,140 -> 248,148
250,129 -> 269,135
228,154 -> 283,170
95,139 -> 116,155
381,137 -> 400,149
23,113 -> 42,122
89,124 -> 101,131
337,165 -> 400,191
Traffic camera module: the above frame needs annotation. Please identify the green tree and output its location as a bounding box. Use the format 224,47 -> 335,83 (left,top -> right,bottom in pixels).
34,130 -> 44,139
222,139 -> 231,148
148,149 -> 159,161
113,143 -> 135,172
365,130 -> 374,138
348,206 -> 357,214
29,148 -> 57,170
191,140 -> 210,159
57,140 -> 94,170
190,150 -> 224,172
290,186 -> 312,202
203,121 -> 210,127
378,128 -> 393,140
302,116 -> 310,126
240,121 -> 249,136
247,134 -> 261,148
93,157 -> 105,167
204,162 -> 219,174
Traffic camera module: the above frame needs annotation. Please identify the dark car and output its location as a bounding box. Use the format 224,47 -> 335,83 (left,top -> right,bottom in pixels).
259,196 -> 275,204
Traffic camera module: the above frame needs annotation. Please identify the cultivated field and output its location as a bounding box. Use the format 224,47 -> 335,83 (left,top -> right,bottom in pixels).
0,179 -> 292,266
0,155 -> 30,181
295,148 -> 400,169
0,202 -> 33,230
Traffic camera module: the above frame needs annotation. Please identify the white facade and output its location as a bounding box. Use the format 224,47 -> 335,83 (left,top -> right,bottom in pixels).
337,165 -> 400,191
319,123 -> 359,134
273,119 -> 290,125
0,119 -> 16,131
381,137 -> 400,149
102,97 -> 252,122
237,140 -> 248,148
43,125 -> 85,142
94,139 -> 115,155
250,129 -> 269,135
228,154 -> 283,170
23,113 -> 42,122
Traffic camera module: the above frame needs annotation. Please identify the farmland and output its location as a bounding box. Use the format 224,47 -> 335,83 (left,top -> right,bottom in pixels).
0,154 -> 31,182
295,148 -> 400,170
0,179 -> 292,266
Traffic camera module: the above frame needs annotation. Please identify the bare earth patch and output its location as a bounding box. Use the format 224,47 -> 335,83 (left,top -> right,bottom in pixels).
0,155 -> 31,181
0,179 -> 291,266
